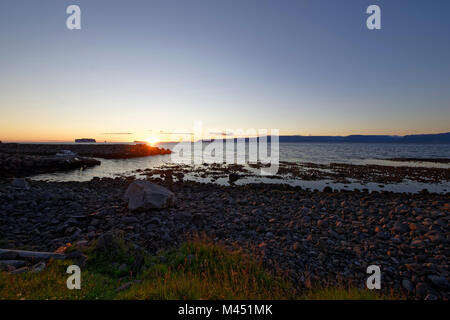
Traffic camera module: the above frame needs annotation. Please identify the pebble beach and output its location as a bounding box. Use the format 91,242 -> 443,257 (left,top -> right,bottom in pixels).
0,143 -> 449,299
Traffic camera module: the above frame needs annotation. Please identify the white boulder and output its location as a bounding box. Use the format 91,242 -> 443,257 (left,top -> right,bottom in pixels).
124,180 -> 175,211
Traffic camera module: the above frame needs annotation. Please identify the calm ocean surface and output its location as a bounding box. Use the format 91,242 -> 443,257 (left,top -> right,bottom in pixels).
30,143 -> 450,193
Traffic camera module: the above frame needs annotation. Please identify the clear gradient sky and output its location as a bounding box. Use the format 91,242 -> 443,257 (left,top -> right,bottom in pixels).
0,0 -> 449,142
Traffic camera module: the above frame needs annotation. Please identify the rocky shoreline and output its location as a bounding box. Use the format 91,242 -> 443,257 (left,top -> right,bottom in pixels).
0,143 -> 171,159
386,158 -> 450,164
0,177 -> 448,299
137,161 -> 450,186
0,143 -> 171,178
0,153 -> 101,178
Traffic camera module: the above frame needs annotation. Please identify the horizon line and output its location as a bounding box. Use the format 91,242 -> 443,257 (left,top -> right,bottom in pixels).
1,131 -> 449,144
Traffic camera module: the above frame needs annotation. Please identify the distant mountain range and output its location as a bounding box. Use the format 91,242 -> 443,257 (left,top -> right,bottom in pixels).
206,132 -> 450,143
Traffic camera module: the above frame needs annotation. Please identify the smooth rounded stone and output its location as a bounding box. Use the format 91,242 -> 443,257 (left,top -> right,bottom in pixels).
424,294 -> 438,300
317,219 -> 328,228
408,223 -> 419,232
402,279 -> 414,292
70,228 -> 82,241
415,282 -> 429,297
31,261 -> 46,273
148,217 -> 162,225
65,218 -> 80,226
121,216 -> 139,224
292,242 -> 301,251
161,232 -> 172,242
376,231 -> 390,240
425,231 -> 444,242
191,213 -> 203,226
90,219 -> 100,226
323,186 -> 332,193
410,240 -> 424,248
11,178 -> 30,190
299,208 -> 311,215
392,221 -> 410,234
124,180 -> 175,211
74,240 -> 89,248
174,212 -> 192,222
427,275 -> 449,289
95,232 -> 115,251
328,229 -> 343,240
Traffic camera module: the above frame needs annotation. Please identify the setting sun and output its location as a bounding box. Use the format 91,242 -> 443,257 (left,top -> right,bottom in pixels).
146,136 -> 160,145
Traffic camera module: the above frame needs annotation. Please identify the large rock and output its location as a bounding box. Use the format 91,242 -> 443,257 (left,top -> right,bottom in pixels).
124,180 -> 175,211
12,178 -> 30,189
392,221 -> 410,234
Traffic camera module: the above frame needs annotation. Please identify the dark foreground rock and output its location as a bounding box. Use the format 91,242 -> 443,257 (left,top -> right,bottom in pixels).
0,177 -> 448,299
0,143 -> 171,159
0,249 -> 67,274
0,153 -> 101,178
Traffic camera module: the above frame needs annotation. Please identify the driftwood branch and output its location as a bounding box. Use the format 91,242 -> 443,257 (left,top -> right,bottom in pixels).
0,249 -> 67,260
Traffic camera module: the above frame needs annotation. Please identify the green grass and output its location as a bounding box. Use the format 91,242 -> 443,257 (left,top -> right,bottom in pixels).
0,260 -> 117,300
117,240 -> 295,300
79,231 -> 136,279
0,237 -> 401,300
301,285 -> 399,300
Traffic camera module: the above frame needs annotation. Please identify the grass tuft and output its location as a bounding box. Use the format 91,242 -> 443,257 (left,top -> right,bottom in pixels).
118,239 -> 295,300
0,260 -> 116,300
301,285 -> 400,300
0,237 -> 401,300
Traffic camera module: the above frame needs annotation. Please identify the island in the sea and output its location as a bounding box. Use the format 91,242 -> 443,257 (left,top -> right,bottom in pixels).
75,138 -> 96,143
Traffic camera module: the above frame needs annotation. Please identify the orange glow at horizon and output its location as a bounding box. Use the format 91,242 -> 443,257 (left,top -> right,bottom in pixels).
145,136 -> 160,145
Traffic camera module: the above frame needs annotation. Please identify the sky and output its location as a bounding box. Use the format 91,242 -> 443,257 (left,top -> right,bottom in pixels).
0,0 -> 449,142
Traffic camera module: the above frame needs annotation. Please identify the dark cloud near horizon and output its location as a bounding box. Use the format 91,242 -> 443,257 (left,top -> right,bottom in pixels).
160,131 -> 193,135
209,132 -> 233,136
